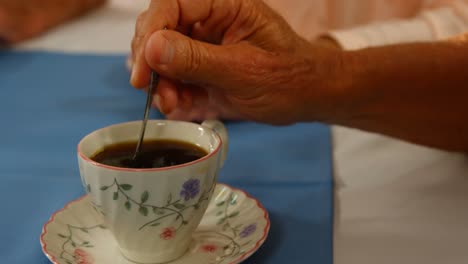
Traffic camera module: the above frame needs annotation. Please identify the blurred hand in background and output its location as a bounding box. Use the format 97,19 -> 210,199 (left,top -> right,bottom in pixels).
0,0 -> 106,45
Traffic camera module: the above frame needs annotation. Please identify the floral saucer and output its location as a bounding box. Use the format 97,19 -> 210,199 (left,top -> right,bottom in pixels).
40,184 -> 270,264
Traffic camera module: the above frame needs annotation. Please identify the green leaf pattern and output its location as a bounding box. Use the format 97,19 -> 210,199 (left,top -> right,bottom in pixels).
199,192 -> 256,262
124,201 -> 131,210
57,224 -> 103,264
99,178 -> 216,232
141,191 -> 149,203
139,206 -> 148,216
57,187 -> 259,264
120,184 -> 132,191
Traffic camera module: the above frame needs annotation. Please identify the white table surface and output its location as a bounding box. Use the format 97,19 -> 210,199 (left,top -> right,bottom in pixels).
18,1 -> 468,263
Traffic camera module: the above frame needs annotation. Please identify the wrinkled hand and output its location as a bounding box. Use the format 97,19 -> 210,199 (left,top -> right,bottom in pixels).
0,0 -> 105,44
131,0 -> 345,124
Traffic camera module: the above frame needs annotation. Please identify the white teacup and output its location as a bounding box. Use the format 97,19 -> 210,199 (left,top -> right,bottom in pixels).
77,120 -> 228,263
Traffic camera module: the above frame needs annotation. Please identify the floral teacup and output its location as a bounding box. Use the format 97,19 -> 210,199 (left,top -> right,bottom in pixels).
77,120 -> 228,263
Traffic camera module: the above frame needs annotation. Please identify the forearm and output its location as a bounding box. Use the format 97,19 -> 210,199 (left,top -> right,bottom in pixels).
310,2 -> 468,151
328,37 -> 468,152
327,2 -> 468,50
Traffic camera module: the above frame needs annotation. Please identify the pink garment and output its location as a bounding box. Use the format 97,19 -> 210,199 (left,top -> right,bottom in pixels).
264,0 -> 468,49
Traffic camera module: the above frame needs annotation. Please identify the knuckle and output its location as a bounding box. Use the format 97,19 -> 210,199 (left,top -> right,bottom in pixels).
134,12 -> 148,38
131,35 -> 144,57
136,11 -> 147,26
131,37 -> 137,51
132,12 -> 148,54
184,40 -> 203,75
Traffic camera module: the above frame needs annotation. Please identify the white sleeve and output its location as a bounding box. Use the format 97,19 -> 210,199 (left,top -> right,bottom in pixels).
326,1 -> 468,50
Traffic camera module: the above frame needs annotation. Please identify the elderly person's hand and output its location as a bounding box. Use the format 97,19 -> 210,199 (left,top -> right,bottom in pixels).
0,0 -> 106,44
130,0 -> 344,124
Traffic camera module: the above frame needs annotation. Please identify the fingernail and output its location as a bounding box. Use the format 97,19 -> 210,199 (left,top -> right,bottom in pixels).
130,63 -> 139,85
126,55 -> 133,72
154,94 -> 166,114
154,94 -> 162,108
153,34 -> 174,64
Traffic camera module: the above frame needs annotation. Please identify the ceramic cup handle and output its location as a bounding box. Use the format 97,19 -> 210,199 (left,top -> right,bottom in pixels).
201,120 -> 229,168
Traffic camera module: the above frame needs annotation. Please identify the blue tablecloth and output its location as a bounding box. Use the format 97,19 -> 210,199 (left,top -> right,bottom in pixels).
0,51 -> 333,264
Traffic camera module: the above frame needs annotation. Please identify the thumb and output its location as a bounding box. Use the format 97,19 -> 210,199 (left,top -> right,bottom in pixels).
145,30 -> 238,85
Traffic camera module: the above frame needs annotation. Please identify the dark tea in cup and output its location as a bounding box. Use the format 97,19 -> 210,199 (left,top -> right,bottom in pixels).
90,139 -> 208,169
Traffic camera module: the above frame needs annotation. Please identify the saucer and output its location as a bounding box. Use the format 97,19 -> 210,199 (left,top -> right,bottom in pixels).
41,184 -> 270,264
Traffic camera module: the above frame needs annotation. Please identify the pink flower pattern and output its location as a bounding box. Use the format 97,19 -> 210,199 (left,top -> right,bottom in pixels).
160,227 -> 176,240
74,248 -> 94,264
201,244 -> 218,253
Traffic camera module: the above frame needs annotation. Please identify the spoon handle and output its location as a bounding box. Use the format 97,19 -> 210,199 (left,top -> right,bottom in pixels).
133,71 -> 159,160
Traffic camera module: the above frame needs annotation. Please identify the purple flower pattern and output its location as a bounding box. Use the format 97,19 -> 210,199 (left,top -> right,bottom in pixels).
180,179 -> 200,201
239,224 -> 257,238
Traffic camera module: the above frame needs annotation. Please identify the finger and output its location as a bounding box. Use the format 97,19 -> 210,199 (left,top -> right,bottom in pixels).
131,0 -> 241,88
177,83 -> 211,112
164,107 -> 211,122
177,86 -> 193,112
126,55 -> 133,72
131,10 -> 152,88
131,10 -> 146,63
154,80 -> 203,113
153,77 -> 179,114
153,79 -> 212,118
165,106 -> 223,122
145,29 -> 259,86
130,0 -> 179,88
165,108 -> 200,122
129,0 -> 187,87
190,1 -> 239,44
